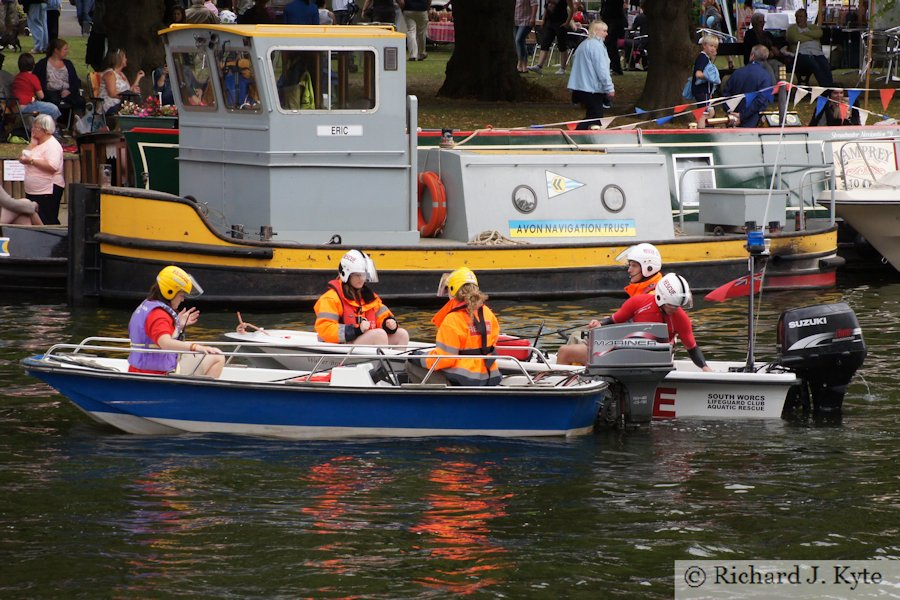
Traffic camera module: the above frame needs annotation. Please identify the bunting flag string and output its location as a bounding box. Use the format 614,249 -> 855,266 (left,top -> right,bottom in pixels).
523,82 -> 897,132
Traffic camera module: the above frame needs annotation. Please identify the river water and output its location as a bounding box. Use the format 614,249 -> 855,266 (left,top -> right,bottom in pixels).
1,270 -> 898,598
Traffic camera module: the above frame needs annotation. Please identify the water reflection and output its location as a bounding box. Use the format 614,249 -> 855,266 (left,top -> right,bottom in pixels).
411,447 -> 511,595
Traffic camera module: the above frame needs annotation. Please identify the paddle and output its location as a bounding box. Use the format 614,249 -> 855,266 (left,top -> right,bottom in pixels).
235,311 -> 271,335
505,323 -> 587,341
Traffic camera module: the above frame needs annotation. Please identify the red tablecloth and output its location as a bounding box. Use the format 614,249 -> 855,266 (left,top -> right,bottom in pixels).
427,21 -> 455,43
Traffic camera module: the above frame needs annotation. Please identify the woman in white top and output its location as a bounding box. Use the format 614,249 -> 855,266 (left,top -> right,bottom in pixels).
99,49 -> 144,115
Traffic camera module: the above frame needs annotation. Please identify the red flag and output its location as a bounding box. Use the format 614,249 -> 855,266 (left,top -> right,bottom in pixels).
704,272 -> 764,302
880,88 -> 895,112
839,102 -> 848,120
691,107 -> 707,122
674,103 -> 689,113
565,121 -> 577,131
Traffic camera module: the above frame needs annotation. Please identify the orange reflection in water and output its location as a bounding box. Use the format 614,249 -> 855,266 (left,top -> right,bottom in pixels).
299,455 -> 392,582
411,457 -> 512,595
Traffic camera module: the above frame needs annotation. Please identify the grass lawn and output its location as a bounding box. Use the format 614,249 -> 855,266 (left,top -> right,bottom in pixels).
0,35 -> 893,158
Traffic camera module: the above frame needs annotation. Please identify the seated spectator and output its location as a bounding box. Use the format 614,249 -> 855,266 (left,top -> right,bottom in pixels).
168,5 -> 186,24
786,8 -> 833,87
185,0 -> 219,24
237,0 -> 274,24
743,12 -> 785,83
33,39 -> 85,119
0,54 -> 13,99
0,187 -> 43,225
223,58 -> 258,108
99,49 -> 144,115
153,63 -> 174,106
809,88 -> 861,126
283,0 -> 319,24
11,53 -> 62,122
218,0 -> 238,23
722,44 -> 775,128
622,1 -> 648,70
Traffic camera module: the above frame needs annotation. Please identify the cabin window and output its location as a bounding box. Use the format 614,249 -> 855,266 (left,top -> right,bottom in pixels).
270,49 -> 376,112
172,50 -> 217,110
218,50 -> 262,112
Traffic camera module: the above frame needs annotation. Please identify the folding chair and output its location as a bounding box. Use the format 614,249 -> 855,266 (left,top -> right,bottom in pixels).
0,96 -> 32,141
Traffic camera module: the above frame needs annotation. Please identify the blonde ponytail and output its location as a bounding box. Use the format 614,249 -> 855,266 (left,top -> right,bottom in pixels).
455,283 -> 489,321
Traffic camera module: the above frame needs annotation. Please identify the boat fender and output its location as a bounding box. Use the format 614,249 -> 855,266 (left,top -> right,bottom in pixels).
417,171 -> 447,238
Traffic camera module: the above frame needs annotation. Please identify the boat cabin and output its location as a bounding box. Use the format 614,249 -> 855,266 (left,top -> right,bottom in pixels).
160,24 -> 678,246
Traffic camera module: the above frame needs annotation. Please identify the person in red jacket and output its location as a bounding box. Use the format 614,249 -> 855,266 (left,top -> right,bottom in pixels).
557,273 -> 712,371
313,249 -> 409,346
408,267 -> 502,386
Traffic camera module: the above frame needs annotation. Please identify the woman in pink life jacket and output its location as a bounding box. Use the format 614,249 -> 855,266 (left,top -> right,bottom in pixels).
127,265 -> 224,378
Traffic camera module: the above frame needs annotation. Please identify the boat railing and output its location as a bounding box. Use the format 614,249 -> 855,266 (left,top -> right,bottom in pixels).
835,137 -> 900,189
676,163 -> 836,230
40,338 -> 567,387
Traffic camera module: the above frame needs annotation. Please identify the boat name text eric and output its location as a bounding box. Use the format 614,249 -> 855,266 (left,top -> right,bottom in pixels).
316,125 -> 363,137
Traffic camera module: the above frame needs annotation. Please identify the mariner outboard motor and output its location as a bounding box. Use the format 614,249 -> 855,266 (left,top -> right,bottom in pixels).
584,323 -> 674,426
776,302 -> 866,419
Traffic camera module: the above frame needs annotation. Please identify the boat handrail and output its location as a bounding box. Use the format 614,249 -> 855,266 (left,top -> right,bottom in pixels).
676,162 -> 836,230
796,166 -> 836,228
443,128 -> 583,151
835,138 -> 900,189
40,341 -> 562,387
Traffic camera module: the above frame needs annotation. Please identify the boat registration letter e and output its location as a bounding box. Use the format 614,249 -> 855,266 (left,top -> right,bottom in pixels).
317,125 -> 363,137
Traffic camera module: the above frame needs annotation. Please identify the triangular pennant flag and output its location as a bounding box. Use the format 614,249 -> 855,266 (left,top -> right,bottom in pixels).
615,123 -> 638,130
839,102 -> 848,120
674,103 -> 689,113
880,88 -> 895,111
847,89 -> 861,107
635,107 -> 647,114
545,170 -> 585,198
691,107 -> 707,122
656,115 -> 674,125
793,87 -> 809,107
599,116 -> 615,129
565,121 -> 577,131
725,95 -> 743,112
809,86 -> 826,102
815,95 -> 827,116
859,109 -> 870,126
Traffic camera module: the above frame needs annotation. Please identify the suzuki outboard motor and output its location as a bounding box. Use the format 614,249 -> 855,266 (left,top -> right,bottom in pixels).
776,302 -> 866,418
584,323 -> 674,425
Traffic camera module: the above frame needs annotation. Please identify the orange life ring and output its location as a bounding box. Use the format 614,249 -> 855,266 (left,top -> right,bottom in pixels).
417,171 -> 447,237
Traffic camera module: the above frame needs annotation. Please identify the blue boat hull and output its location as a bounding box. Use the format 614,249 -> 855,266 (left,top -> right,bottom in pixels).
24,358 -> 604,439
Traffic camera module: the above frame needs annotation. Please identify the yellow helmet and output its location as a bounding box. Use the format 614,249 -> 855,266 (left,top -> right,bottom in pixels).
156,265 -> 203,300
438,267 -> 478,297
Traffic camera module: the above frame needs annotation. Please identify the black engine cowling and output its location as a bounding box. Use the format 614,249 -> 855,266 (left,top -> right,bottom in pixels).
776,302 -> 866,418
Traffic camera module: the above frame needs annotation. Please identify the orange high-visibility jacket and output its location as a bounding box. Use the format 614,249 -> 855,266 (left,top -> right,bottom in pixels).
314,279 -> 394,343
424,299 -> 501,386
624,271 -> 662,298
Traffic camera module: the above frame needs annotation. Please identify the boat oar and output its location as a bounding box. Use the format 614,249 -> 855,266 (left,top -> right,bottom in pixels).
505,323 -> 587,341
235,311 -> 271,335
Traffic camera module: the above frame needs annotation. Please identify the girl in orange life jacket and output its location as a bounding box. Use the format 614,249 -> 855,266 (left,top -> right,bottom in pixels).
408,267 -> 502,386
127,265 -> 225,378
313,250 -> 410,346
557,273 -> 712,371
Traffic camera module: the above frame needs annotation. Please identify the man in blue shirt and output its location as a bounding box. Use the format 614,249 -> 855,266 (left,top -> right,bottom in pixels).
721,44 -> 774,128
283,0 -> 319,25
566,19 -> 614,130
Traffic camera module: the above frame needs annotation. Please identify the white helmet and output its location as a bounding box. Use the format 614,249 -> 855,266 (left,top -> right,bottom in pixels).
338,250 -> 379,283
615,243 -> 662,278
655,273 -> 693,309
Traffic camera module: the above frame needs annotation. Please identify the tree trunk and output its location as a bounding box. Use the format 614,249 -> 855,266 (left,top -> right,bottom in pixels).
639,0 -> 694,110
98,0 -> 167,88
437,0 -> 527,101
